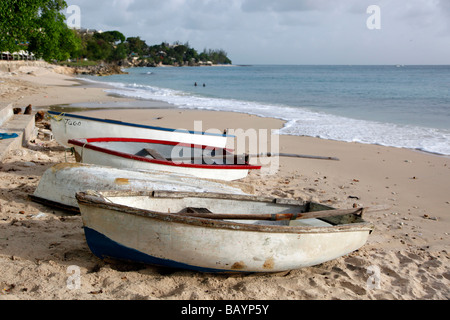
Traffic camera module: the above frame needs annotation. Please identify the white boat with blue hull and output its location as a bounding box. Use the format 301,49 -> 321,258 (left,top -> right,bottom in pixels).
76,190 -> 379,273
48,111 -> 232,148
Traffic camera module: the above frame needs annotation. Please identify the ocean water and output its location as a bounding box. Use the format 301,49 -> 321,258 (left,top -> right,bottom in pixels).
81,65 -> 450,156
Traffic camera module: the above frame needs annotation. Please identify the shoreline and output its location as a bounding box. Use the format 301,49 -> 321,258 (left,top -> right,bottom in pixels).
1,63 -> 449,300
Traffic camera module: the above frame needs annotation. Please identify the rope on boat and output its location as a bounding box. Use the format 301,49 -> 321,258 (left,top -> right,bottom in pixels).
64,147 -> 75,163
80,142 -> 88,164
46,112 -> 65,122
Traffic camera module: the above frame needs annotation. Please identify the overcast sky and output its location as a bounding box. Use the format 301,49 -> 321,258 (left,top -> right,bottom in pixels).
65,0 -> 450,65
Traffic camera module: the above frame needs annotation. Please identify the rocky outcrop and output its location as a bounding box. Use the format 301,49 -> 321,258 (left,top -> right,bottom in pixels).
0,60 -> 49,73
72,63 -> 128,76
0,60 -> 75,74
63,57 -> 220,76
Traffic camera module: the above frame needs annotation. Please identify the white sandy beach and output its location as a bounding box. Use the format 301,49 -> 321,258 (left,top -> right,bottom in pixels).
0,63 -> 449,300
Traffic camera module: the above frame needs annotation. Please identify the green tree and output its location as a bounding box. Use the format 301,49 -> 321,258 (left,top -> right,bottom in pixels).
126,36 -> 147,56
57,28 -> 81,61
185,47 -> 199,62
29,0 -> 81,61
85,38 -> 111,61
0,0 -> 42,53
0,0 -> 81,61
110,42 -> 128,61
94,31 -> 126,45
199,48 -> 231,64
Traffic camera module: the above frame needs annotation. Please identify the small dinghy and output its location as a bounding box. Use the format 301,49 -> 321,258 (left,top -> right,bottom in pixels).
48,111 -> 231,148
76,190 -> 379,273
30,163 -> 250,213
68,137 -> 261,181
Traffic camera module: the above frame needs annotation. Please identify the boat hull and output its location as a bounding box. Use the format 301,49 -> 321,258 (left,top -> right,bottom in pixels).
77,191 -> 373,273
48,111 -> 230,148
69,138 -> 259,181
31,163 -> 249,212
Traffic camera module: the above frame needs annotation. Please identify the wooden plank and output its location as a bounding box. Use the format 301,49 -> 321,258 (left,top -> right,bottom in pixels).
186,207 -> 213,214
152,190 -> 282,203
249,153 -> 339,161
176,205 -> 389,221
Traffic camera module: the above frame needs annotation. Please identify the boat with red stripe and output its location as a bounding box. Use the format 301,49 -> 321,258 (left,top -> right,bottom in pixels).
69,137 -> 261,181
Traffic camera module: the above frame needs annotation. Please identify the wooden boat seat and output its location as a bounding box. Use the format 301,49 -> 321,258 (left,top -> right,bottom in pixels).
177,207 -> 213,216
135,148 -> 166,160
186,207 -> 213,214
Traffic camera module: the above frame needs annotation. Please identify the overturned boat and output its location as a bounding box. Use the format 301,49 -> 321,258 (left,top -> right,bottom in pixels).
76,190 -> 377,273
30,163 -> 250,213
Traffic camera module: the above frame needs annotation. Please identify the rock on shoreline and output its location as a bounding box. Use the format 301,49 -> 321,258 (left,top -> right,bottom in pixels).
65,58 -> 230,76
71,63 -> 128,77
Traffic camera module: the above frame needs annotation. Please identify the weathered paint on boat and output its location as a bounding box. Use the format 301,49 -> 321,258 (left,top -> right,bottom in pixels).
69,138 -> 260,181
76,190 -> 375,273
48,111 -> 231,148
30,163 -> 250,213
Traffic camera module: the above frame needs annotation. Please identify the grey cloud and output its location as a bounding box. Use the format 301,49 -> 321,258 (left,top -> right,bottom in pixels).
241,0 -> 348,13
65,0 -> 450,65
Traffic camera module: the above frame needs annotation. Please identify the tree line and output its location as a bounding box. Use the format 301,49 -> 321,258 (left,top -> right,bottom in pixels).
0,0 -> 232,65
79,33 -> 232,66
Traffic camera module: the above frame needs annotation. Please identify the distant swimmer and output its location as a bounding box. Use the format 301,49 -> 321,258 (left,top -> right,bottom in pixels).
194,82 -> 197,86
203,83 -> 206,87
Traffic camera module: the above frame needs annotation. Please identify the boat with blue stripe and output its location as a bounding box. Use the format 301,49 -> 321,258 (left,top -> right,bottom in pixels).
48,111 -> 232,149
76,190 -> 377,273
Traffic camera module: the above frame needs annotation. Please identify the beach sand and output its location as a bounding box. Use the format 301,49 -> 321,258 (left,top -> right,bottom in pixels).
0,63 -> 449,300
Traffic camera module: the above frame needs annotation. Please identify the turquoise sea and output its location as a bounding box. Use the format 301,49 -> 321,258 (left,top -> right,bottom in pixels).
80,65 -> 450,156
